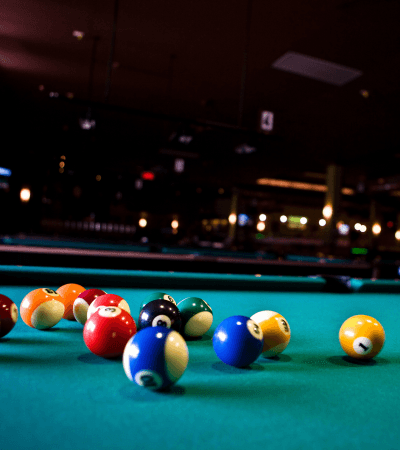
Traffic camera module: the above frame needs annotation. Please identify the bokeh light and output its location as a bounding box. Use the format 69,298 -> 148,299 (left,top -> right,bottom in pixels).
372,223 -> 381,235
238,214 -> 249,226
20,188 -> 31,202
228,214 -> 237,224
323,205 -> 332,219
338,223 -> 350,235
256,222 -> 266,231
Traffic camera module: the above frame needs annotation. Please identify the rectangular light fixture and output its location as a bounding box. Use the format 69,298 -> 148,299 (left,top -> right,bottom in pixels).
0,167 -> 11,177
256,178 -> 354,195
174,158 -> 185,173
272,52 -> 362,86
288,216 -> 307,230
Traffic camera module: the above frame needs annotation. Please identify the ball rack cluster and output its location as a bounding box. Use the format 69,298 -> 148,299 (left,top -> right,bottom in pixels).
0,286 -> 386,391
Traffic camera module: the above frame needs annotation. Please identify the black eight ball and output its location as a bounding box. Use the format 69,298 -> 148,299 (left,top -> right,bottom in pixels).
138,299 -> 182,332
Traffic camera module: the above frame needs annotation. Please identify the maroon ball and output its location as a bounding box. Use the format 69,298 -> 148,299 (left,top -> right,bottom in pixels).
0,294 -> 18,338
73,289 -> 106,325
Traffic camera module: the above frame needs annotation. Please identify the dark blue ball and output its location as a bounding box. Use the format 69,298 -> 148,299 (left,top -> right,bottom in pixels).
213,315 -> 264,367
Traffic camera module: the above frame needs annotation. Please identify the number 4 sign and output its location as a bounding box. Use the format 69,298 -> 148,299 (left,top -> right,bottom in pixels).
259,110 -> 274,133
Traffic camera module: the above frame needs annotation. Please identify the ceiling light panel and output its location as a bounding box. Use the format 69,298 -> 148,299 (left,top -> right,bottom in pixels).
272,51 -> 362,86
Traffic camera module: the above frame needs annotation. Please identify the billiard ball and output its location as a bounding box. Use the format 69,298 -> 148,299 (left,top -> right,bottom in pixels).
56,283 -> 86,321
212,315 -> 264,367
87,294 -> 130,321
138,299 -> 181,332
0,294 -> 18,338
73,289 -> 107,325
20,288 -> 65,330
177,297 -> 213,337
339,315 -> 385,360
139,292 -> 176,313
250,310 -> 291,358
83,306 -> 137,358
123,326 -> 189,390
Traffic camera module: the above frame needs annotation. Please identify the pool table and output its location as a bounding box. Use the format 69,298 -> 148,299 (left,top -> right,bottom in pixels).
1,265 -> 399,450
0,234 -> 374,277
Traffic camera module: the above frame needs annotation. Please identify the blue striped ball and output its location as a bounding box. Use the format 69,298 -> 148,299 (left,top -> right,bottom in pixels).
123,326 -> 189,390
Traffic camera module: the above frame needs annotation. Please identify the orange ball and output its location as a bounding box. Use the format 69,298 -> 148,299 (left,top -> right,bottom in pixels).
56,283 -> 86,320
20,288 -> 65,329
339,315 -> 385,360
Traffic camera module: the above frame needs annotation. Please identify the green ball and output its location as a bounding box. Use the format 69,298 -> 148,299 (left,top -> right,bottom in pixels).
177,297 -> 213,337
139,292 -> 176,312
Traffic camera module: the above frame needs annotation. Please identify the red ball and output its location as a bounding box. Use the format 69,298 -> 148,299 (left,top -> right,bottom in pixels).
83,306 -> 137,358
0,294 -> 18,338
87,294 -> 130,320
73,289 -> 106,325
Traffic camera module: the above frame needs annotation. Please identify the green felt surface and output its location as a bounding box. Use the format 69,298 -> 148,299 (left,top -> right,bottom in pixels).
1,270 -> 400,450
2,265 -> 400,292
0,265 -> 327,291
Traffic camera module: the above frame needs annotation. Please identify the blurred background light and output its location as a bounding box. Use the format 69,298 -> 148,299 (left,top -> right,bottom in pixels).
238,214 -> 249,226
323,205 -> 332,219
338,223 -> 350,236
174,159 -> 185,173
72,30 -> 85,40
142,171 -> 155,181
256,221 -> 266,232
228,214 -> 237,225
20,188 -> 31,202
372,223 -> 381,235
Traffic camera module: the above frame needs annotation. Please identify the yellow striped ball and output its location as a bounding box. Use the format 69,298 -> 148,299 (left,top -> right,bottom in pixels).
250,310 -> 291,357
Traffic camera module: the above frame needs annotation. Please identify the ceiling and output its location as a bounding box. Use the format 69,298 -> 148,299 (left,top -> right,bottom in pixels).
1,0 -> 400,192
